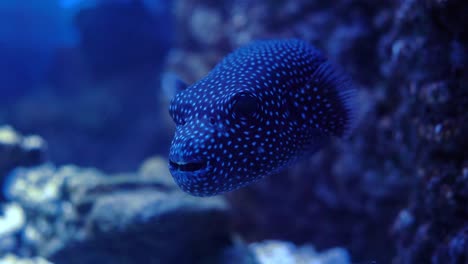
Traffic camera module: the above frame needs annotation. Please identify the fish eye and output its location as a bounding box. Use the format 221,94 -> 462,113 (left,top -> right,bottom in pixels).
177,117 -> 186,126
209,117 -> 216,125
232,93 -> 259,120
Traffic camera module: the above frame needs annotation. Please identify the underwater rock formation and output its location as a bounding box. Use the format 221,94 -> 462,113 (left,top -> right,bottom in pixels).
0,254 -> 51,264
1,157 -> 233,264
250,240 -> 350,264
383,1 -> 468,263
0,203 -> 26,255
0,126 -> 47,201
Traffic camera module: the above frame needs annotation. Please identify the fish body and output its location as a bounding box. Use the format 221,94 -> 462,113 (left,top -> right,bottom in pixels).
168,39 -> 356,196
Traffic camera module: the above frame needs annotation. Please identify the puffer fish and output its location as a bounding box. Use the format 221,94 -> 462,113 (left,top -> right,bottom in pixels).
168,39 -> 357,196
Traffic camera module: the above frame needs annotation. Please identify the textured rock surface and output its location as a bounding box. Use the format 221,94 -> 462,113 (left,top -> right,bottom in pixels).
0,254 -> 52,264
0,126 -> 47,201
0,203 -> 26,255
50,190 -> 231,264
2,157 -> 234,264
384,1 -> 468,263
250,240 -> 350,264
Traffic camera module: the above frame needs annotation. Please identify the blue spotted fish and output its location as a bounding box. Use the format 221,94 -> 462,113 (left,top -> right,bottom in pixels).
168,39 -> 357,196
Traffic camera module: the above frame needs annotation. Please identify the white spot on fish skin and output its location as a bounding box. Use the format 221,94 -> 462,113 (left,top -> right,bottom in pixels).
168,39 -> 357,196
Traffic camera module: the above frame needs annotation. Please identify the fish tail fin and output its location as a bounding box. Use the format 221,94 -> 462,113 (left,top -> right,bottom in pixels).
308,61 -> 359,138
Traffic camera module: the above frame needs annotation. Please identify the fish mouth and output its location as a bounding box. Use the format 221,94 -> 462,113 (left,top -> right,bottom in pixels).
169,159 -> 207,172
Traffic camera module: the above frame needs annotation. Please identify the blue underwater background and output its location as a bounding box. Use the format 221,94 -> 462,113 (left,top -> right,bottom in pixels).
0,0 -> 467,264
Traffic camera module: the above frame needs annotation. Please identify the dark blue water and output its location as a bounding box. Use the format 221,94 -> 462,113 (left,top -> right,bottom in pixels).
0,0 -> 173,172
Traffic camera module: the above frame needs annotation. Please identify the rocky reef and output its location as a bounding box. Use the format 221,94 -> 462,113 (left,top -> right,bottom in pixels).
385,1 -> 468,263
0,126 -> 47,201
